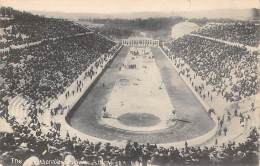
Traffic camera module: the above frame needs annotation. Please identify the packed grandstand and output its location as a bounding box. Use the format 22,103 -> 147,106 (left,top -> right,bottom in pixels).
0,7 -> 259,166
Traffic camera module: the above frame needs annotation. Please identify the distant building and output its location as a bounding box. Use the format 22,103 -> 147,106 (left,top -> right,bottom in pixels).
120,37 -> 159,47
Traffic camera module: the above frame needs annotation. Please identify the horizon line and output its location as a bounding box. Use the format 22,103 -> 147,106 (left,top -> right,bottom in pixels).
1,5 -> 259,15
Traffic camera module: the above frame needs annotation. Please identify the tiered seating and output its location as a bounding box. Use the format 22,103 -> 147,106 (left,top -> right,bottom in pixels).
165,35 -> 258,101
0,7 -> 91,49
0,121 -> 258,165
1,33 -> 116,105
0,7 -> 258,166
194,22 -> 260,47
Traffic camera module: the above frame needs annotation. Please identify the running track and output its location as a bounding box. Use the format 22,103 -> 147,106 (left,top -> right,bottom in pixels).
68,46 -> 215,144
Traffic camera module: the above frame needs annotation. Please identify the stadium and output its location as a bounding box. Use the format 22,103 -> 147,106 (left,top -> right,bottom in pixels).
0,2 -> 259,166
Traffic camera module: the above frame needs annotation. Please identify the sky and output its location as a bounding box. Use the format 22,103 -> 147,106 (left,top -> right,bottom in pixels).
1,0 -> 259,14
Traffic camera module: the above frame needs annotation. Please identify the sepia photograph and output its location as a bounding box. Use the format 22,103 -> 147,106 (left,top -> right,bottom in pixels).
0,0 -> 259,165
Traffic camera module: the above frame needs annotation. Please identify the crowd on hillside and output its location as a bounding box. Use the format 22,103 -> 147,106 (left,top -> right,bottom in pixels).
194,22 -> 260,47
164,35 -> 258,102
93,25 -> 133,40
0,7 -> 90,49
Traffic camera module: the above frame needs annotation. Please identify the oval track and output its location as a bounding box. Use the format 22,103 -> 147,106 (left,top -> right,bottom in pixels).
67,46 -> 215,144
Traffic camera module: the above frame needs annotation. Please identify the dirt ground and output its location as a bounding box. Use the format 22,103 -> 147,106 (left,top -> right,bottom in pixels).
68,46 -> 215,144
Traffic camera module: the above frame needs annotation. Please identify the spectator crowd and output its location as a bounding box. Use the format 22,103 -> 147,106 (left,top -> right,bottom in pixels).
0,8 -> 258,166
0,110 -> 258,166
194,22 -> 260,47
1,33 -> 115,105
0,7 -> 91,49
164,35 -> 258,102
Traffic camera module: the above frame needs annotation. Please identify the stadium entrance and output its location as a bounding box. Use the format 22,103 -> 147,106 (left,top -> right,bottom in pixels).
120,37 -> 159,47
